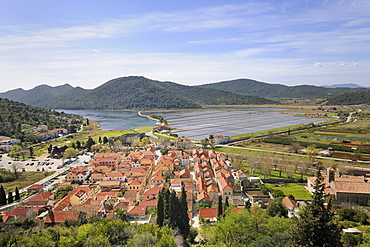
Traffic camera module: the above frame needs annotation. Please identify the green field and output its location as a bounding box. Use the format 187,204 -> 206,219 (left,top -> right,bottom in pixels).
1,171 -> 54,193
265,183 -> 312,200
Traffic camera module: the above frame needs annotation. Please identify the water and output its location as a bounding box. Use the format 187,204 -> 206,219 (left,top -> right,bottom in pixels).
60,108 -> 323,140
59,109 -> 156,130
160,108 -> 323,140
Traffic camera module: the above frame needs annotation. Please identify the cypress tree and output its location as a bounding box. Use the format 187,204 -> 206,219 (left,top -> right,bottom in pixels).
7,191 -> 13,204
169,190 -> 180,229
224,196 -> 229,212
179,185 -> 190,238
15,187 -> 20,201
218,195 -> 223,218
157,189 -> 164,227
163,188 -> 171,226
291,169 -> 342,247
0,185 -> 6,205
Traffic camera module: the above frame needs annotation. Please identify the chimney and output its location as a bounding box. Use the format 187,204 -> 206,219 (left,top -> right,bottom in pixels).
327,167 -> 335,183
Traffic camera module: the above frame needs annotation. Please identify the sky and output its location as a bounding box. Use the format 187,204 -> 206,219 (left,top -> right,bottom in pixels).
1,0 -> 370,92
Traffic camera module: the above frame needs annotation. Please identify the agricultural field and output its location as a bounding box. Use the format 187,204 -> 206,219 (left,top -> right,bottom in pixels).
234,114 -> 370,161
1,171 -> 54,193
264,183 -> 312,200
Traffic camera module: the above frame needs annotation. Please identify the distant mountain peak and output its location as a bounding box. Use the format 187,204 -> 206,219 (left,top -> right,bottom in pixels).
322,83 -> 364,88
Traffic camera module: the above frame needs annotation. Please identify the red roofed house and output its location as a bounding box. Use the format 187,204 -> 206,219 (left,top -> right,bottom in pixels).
282,196 -> 299,218
124,190 -> 139,202
199,208 -> 218,224
103,171 -> 126,182
197,192 -> 211,204
127,205 -> 146,215
127,180 -> 142,191
174,138 -> 192,149
27,184 -> 44,195
179,169 -> 191,179
44,211 -> 78,224
2,207 -> 35,223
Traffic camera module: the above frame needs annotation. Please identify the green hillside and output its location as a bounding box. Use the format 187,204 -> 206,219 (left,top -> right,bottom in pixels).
152,80 -> 278,105
199,79 -> 369,99
0,84 -> 74,106
0,98 -> 81,143
326,91 -> 370,105
43,77 -> 201,110
39,76 -> 277,110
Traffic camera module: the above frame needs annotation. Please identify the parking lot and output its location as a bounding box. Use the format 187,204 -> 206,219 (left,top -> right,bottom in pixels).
0,153 -> 92,172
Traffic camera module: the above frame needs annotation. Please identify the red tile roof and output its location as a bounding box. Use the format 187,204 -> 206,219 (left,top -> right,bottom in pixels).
44,211 -> 78,224
199,208 -> 218,218
127,205 -> 146,215
28,184 -> 43,190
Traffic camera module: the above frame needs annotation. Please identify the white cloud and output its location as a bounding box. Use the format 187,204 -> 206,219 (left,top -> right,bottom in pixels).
314,61 -> 358,67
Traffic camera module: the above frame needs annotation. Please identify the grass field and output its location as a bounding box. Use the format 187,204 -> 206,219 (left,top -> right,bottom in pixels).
1,171 -> 54,193
265,183 -> 312,200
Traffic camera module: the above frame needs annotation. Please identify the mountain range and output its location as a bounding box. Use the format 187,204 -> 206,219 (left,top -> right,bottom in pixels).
0,76 -> 368,110
199,79 -> 369,99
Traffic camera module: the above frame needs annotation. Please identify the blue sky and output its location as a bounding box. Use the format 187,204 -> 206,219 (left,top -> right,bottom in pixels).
1,0 -> 369,92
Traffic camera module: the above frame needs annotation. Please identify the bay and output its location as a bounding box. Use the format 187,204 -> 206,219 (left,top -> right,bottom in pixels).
60,109 -> 156,130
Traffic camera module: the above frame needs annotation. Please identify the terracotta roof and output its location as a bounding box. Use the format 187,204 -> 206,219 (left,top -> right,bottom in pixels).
332,181 -> 370,194
199,208 -> 218,218
197,192 -> 211,202
282,197 -> 298,209
124,190 -> 138,198
28,184 -> 43,190
100,180 -> 121,187
105,171 -> 125,177
45,211 -> 78,223
139,200 -> 158,207
207,185 -> 219,193
127,205 -> 146,215
129,180 -> 142,186
9,207 -> 31,216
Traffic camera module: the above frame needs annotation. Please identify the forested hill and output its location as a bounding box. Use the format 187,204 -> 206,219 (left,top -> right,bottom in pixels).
37,76 -> 277,110
151,80 -> 278,106
326,91 -> 370,105
0,98 -> 81,143
198,79 -> 369,99
0,84 -> 74,106
41,77 -> 201,110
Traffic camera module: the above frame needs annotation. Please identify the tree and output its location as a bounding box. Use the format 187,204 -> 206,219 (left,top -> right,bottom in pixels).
7,191 -> 13,204
86,137 -> 95,150
63,147 -> 76,161
9,144 -> 22,158
103,136 -> 109,144
266,199 -> 288,217
157,189 -> 165,227
224,197 -> 229,212
15,187 -> 20,201
290,169 -> 342,247
113,140 -> 123,152
218,195 -> 223,218
201,138 -> 209,149
291,143 -> 302,153
178,186 -> 190,239
0,185 -> 6,205
306,145 -> 318,165
11,162 -> 21,177
29,147 -> 34,158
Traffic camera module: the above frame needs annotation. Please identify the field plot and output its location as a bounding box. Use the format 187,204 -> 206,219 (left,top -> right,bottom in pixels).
162,109 -> 320,140
264,183 -> 312,200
